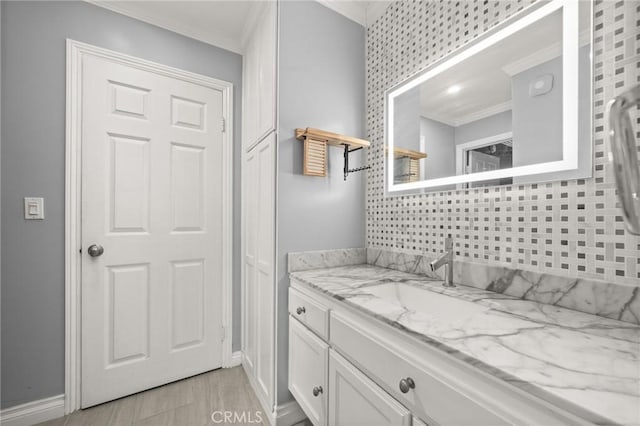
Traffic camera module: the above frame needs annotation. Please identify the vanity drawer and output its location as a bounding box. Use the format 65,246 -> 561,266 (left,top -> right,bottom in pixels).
289,287 -> 329,339
330,312 -> 511,426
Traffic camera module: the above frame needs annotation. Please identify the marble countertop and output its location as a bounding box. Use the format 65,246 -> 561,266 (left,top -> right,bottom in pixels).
290,264 -> 640,426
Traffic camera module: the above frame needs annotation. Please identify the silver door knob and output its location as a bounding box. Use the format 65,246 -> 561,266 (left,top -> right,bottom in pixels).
312,386 -> 323,397
399,377 -> 415,393
87,244 -> 104,257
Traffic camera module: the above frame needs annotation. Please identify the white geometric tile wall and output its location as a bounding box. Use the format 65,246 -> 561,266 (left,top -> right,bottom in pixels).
366,0 -> 640,286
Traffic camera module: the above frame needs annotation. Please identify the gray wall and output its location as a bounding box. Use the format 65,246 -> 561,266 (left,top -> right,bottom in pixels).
513,45 -> 592,184
394,88 -> 421,152
418,111 -> 512,180
512,56 -> 563,167
277,0 -> 365,405
420,117 -> 455,179
1,1 -> 242,409
455,110 -> 512,145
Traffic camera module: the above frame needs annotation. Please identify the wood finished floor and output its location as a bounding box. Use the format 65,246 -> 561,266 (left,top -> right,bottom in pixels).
36,367 -> 297,426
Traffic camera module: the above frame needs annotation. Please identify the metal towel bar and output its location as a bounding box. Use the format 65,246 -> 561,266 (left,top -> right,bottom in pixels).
608,84 -> 640,235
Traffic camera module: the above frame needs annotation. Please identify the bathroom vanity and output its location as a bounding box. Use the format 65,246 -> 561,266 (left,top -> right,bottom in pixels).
287,259 -> 640,426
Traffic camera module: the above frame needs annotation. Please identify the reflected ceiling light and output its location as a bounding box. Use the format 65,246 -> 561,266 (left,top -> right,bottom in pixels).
447,85 -> 461,94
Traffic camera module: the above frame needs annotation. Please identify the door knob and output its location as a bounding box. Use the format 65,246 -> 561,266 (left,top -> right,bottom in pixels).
296,306 -> 306,315
87,244 -> 104,257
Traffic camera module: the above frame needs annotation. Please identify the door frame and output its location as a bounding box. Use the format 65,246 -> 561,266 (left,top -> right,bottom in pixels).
64,39 -> 235,414
455,132 -> 513,176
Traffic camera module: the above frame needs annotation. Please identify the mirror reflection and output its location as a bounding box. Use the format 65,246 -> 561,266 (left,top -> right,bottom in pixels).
389,3 -> 591,190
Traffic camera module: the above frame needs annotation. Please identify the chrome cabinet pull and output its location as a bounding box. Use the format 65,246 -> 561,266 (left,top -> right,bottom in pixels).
312,386 -> 323,397
608,84 -> 640,235
399,377 -> 415,393
296,306 -> 306,315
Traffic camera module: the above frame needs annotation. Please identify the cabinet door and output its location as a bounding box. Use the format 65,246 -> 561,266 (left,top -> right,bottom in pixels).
242,134 -> 276,407
329,350 -> 411,426
242,33 -> 258,149
289,318 -> 328,426
256,1 -> 276,139
242,1 -> 276,152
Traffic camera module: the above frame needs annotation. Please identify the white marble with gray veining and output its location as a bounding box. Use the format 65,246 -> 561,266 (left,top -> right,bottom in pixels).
288,248 -> 366,272
367,248 -> 640,326
290,264 -> 640,426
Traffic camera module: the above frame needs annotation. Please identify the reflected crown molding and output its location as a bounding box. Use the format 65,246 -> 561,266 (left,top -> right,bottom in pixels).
421,101 -> 512,128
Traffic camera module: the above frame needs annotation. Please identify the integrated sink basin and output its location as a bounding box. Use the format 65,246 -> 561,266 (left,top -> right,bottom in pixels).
365,282 -> 489,321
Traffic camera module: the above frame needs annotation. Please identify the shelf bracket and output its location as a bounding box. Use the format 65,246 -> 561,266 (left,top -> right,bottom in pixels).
343,145 -> 371,181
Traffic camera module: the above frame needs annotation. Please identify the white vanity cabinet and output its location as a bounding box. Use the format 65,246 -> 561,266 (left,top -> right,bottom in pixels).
288,287 -> 419,426
288,280 -> 595,426
328,350 -> 412,426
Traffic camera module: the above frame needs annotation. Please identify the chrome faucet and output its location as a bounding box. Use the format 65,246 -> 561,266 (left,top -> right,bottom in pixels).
430,236 -> 455,287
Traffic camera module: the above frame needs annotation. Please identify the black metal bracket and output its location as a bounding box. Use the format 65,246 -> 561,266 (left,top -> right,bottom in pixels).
343,145 -> 371,181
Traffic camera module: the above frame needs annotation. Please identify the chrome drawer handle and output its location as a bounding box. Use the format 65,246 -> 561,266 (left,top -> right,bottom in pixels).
296,306 -> 306,315
312,386 -> 323,397
399,377 -> 415,394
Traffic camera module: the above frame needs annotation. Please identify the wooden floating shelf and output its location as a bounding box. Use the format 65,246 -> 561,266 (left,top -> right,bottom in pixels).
295,127 -> 370,149
295,127 -> 371,180
385,146 -> 427,160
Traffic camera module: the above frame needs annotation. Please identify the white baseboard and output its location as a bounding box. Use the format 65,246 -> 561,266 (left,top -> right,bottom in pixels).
0,395 -> 65,426
275,400 -> 306,426
225,351 -> 242,368
241,361 -> 276,425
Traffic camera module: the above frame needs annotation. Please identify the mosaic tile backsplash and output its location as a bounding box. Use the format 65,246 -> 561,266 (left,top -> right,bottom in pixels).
365,0 -> 640,286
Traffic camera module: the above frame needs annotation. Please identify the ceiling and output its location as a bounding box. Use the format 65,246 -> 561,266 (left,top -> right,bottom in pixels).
418,9 -> 564,127
88,0 -> 392,54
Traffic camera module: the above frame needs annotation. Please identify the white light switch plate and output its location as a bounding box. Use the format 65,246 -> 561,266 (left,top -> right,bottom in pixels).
24,197 -> 44,220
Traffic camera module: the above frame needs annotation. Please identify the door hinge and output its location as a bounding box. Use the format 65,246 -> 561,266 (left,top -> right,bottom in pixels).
221,117 -> 226,133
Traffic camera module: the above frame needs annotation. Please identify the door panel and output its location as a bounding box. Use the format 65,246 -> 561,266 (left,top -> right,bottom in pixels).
170,143 -> 205,232
106,264 -> 150,366
243,148 -> 258,374
170,259 -> 205,350
81,53 -> 226,407
242,134 -> 275,407
109,134 -> 150,233
256,136 -> 275,398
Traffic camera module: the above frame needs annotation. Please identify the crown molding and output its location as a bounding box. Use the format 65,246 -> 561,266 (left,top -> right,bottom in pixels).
455,101 -> 512,127
421,100 -> 512,128
502,29 -> 591,77
502,42 -> 562,77
366,1 -> 392,26
316,0 -> 367,26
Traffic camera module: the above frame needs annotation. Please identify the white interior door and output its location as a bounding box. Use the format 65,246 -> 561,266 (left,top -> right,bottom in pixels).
80,53 -> 225,407
467,150 -> 500,173
467,150 -> 501,188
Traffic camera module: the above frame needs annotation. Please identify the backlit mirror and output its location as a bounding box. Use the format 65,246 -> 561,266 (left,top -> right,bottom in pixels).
386,0 -> 592,193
